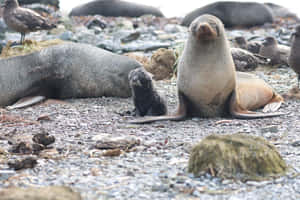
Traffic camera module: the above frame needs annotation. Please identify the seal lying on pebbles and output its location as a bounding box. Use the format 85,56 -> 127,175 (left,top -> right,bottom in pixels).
2,0 -> 56,44
0,43 -> 141,108
234,36 -> 261,54
69,0 -> 164,18
289,25 -> 300,88
231,48 -> 270,71
129,15 -> 283,124
181,2 -> 274,28
128,68 -> 167,116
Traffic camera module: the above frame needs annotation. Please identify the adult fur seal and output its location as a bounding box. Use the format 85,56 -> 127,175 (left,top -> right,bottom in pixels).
128,68 -> 167,116
69,0 -> 164,18
129,15 -> 283,124
0,43 -> 141,107
181,2 -> 273,28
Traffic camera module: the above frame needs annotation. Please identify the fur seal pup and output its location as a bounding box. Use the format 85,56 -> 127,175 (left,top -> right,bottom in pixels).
129,15 -> 283,124
2,0 -> 56,44
289,25 -> 300,88
128,68 -> 167,116
231,48 -> 270,71
234,36 -> 261,54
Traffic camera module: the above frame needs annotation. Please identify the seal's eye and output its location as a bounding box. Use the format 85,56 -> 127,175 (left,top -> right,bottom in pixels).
208,22 -> 219,36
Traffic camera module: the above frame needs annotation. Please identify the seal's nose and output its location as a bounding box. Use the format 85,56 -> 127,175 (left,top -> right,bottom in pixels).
198,23 -> 211,35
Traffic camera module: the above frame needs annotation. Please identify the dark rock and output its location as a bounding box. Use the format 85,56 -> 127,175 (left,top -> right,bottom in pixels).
181,1 -> 274,28
31,143 -> 45,154
69,0 -> 164,18
292,141 -> 300,147
9,142 -> 32,154
85,15 -> 107,29
18,0 -> 59,9
23,3 -> 56,15
0,186 -> 82,200
8,157 -> 38,170
120,31 -> 141,43
32,132 -> 55,146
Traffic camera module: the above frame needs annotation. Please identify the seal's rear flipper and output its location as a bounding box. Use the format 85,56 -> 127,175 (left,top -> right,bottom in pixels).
229,90 -> 284,119
262,102 -> 282,113
6,96 -> 46,110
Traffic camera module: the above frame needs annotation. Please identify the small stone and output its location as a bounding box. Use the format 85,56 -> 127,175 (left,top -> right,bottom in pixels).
32,132 -> 55,146
9,142 -> 32,154
8,157 -> 38,170
260,125 -> 279,133
291,141 -> 300,147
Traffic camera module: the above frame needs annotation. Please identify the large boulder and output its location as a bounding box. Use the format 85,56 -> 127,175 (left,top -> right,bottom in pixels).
0,42 -> 141,107
0,186 -> 82,200
188,134 -> 287,181
69,0 -> 164,17
181,2 -> 274,28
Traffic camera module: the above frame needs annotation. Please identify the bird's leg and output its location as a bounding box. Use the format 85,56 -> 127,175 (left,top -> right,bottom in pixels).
298,74 -> 300,89
20,33 -> 25,44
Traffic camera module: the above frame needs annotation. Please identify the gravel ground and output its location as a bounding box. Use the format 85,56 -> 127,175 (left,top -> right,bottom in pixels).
1,63 -> 300,199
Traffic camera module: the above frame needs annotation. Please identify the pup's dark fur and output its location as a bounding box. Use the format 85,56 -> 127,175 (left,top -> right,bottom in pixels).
128,68 -> 167,116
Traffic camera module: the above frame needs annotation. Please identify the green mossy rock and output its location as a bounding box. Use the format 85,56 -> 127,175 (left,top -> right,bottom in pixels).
0,186 -> 82,200
188,134 -> 287,181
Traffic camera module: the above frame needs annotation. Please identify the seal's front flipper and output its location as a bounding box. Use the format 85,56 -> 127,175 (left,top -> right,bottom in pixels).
6,96 -> 46,110
127,92 -> 188,124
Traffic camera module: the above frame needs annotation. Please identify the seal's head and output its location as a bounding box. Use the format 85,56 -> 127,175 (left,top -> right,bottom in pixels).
262,37 -> 277,46
189,14 -> 223,41
235,36 -> 247,46
128,68 -> 153,93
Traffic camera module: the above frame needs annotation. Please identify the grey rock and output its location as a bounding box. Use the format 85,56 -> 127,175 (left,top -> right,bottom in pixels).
59,31 -> 75,41
18,0 -> 60,9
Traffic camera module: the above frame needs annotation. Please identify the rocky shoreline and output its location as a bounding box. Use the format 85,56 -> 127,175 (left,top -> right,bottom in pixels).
1,1 -> 300,200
